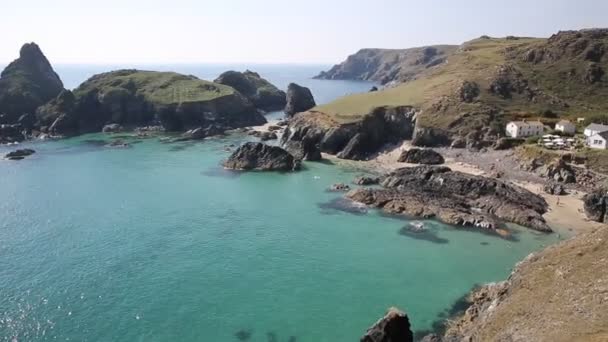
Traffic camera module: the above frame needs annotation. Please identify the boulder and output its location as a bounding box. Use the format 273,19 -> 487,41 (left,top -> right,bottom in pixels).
544,182 -> 567,195
0,43 -> 64,121
102,123 -> 123,133
459,81 -> 480,102
539,159 -> 576,183
360,307 -> 414,342
369,86 -> 379,92
329,183 -> 351,192
353,176 -> 380,186
176,124 -> 225,141
284,83 -> 316,116
583,190 -> 608,222
5,148 -> 35,160
398,148 -> 445,165
249,130 -> 278,141
223,142 -> 300,171
214,70 -> 286,111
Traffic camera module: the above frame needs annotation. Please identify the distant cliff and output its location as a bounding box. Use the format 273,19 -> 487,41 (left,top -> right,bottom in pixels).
314,46 -> 457,84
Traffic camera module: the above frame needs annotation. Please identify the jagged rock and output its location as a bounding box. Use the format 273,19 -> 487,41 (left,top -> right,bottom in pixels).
0,124 -> 25,144
4,148 -> 35,160
584,63 -> 604,84
346,166 -> 551,232
284,83 -> 316,116
0,43 -> 64,121
259,131 -> 278,141
223,142 -> 300,171
214,70 -> 286,111
360,307 -> 413,342
398,148 -> 445,165
411,127 -> 450,147
369,86 -> 379,92
583,189 -> 608,222
329,183 -> 351,192
175,125 -> 225,141
102,123 -> 123,133
488,65 -> 531,99
538,159 -> 576,183
353,176 -> 380,186
544,182 -> 566,195
450,138 -> 466,149
459,81 -> 480,102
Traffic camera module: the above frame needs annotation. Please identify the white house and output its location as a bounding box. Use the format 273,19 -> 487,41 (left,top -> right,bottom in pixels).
584,123 -> 608,137
554,120 -> 576,135
588,131 -> 608,149
505,121 -> 544,138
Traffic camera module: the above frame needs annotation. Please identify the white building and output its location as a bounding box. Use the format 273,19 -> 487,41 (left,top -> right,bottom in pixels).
554,120 -> 576,135
505,121 -> 544,138
588,131 -> 608,149
584,123 -> 608,137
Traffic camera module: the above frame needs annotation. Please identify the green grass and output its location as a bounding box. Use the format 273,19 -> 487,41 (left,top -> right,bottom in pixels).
75,70 -> 236,105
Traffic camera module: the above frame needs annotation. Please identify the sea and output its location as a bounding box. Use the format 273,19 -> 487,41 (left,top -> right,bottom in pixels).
0,64 -> 560,341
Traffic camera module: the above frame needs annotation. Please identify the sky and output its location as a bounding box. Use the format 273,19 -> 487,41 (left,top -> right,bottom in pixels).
1,0 -> 607,64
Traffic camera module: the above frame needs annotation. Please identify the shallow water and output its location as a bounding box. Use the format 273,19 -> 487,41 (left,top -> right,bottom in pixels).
0,65 -> 560,341
0,134 -> 559,342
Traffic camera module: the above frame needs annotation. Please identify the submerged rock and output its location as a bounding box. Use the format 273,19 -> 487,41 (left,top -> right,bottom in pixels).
5,148 -> 35,160
361,307 -> 414,342
328,183 -> 351,192
398,148 -> 444,165
284,83 -> 316,116
223,142 -> 300,171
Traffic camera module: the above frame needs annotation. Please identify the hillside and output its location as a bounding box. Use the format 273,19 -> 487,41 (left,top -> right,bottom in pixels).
312,29 -> 608,144
314,45 -> 457,84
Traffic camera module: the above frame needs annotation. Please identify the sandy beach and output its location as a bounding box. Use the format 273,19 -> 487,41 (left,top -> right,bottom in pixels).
325,141 -> 603,237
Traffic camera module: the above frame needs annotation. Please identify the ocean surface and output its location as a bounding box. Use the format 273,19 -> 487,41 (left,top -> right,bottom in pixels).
0,65 -> 559,341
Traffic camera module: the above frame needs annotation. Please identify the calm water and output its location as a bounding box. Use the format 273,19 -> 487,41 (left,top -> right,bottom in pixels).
0,65 -> 559,341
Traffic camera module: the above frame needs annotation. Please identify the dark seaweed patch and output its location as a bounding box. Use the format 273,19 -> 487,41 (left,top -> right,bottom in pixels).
398,226 -> 449,244
480,241 -> 490,246
235,329 -> 252,341
318,198 -> 368,216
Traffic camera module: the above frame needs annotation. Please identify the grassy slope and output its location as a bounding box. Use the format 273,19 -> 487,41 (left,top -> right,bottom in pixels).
316,34 -> 608,128
74,70 -> 237,105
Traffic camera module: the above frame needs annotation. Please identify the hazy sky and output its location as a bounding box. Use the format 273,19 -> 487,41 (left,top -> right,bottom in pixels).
1,0 -> 607,64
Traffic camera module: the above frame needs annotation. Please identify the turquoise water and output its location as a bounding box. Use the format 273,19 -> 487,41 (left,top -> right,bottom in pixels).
0,65 -> 560,341
0,133 -> 559,342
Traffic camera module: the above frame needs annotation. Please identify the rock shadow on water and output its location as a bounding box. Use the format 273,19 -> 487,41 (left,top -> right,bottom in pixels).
318,197 -> 368,216
413,286 -> 478,339
235,329 -> 252,341
398,223 -> 449,244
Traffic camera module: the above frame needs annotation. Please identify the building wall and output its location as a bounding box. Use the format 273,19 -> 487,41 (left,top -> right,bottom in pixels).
588,136 -> 607,149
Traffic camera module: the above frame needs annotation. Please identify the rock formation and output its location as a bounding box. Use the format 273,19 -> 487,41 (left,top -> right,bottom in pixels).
0,43 -> 64,121
398,148 -> 444,164
583,189 -> 608,222
4,148 -> 35,160
360,307 -> 414,342
284,83 -> 316,116
223,142 -> 300,171
0,124 -> 25,144
346,166 -> 550,232
214,70 -> 286,111
353,176 -> 380,185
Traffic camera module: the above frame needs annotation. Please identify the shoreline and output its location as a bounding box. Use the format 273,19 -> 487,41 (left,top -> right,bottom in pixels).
323,141 -> 602,237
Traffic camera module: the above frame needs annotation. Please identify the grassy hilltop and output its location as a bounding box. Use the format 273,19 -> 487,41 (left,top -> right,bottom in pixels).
315,29 -> 608,136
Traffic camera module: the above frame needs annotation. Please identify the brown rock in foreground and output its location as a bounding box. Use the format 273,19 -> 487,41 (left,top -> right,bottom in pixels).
361,307 -> 413,342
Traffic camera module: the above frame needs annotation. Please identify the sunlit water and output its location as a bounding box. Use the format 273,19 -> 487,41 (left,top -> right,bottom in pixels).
0,65 -> 559,341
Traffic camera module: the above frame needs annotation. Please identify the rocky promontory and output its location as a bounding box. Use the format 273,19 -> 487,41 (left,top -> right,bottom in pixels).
361,307 -> 414,342
223,142 -> 300,171
284,83 -> 316,116
281,106 -> 417,161
214,70 -> 286,111
345,166 -> 550,232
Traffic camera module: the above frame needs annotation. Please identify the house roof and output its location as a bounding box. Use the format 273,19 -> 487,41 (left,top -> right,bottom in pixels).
508,121 -> 544,127
585,123 -> 608,132
594,131 -> 608,140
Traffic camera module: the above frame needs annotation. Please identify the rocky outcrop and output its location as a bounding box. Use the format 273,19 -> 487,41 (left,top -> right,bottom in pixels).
361,307 -> 414,342
314,46 -> 457,85
0,43 -> 64,121
544,182 -> 566,195
223,142 -> 300,171
328,183 -> 351,192
102,123 -> 123,133
458,81 -> 480,102
282,107 -> 417,161
0,124 -> 25,144
35,70 -> 266,136
443,226 -> 608,341
4,148 -> 35,160
398,148 -> 444,164
284,83 -> 316,116
538,158 -> 576,183
214,70 -> 286,111
346,166 -> 550,233
583,189 -> 608,222
353,176 -> 380,185
411,127 -> 450,147
175,124 -> 225,141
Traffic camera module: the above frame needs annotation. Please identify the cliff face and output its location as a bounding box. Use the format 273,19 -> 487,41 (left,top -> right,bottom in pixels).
0,43 -> 64,120
441,226 -> 608,342
214,70 -> 286,111
314,46 -> 457,85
